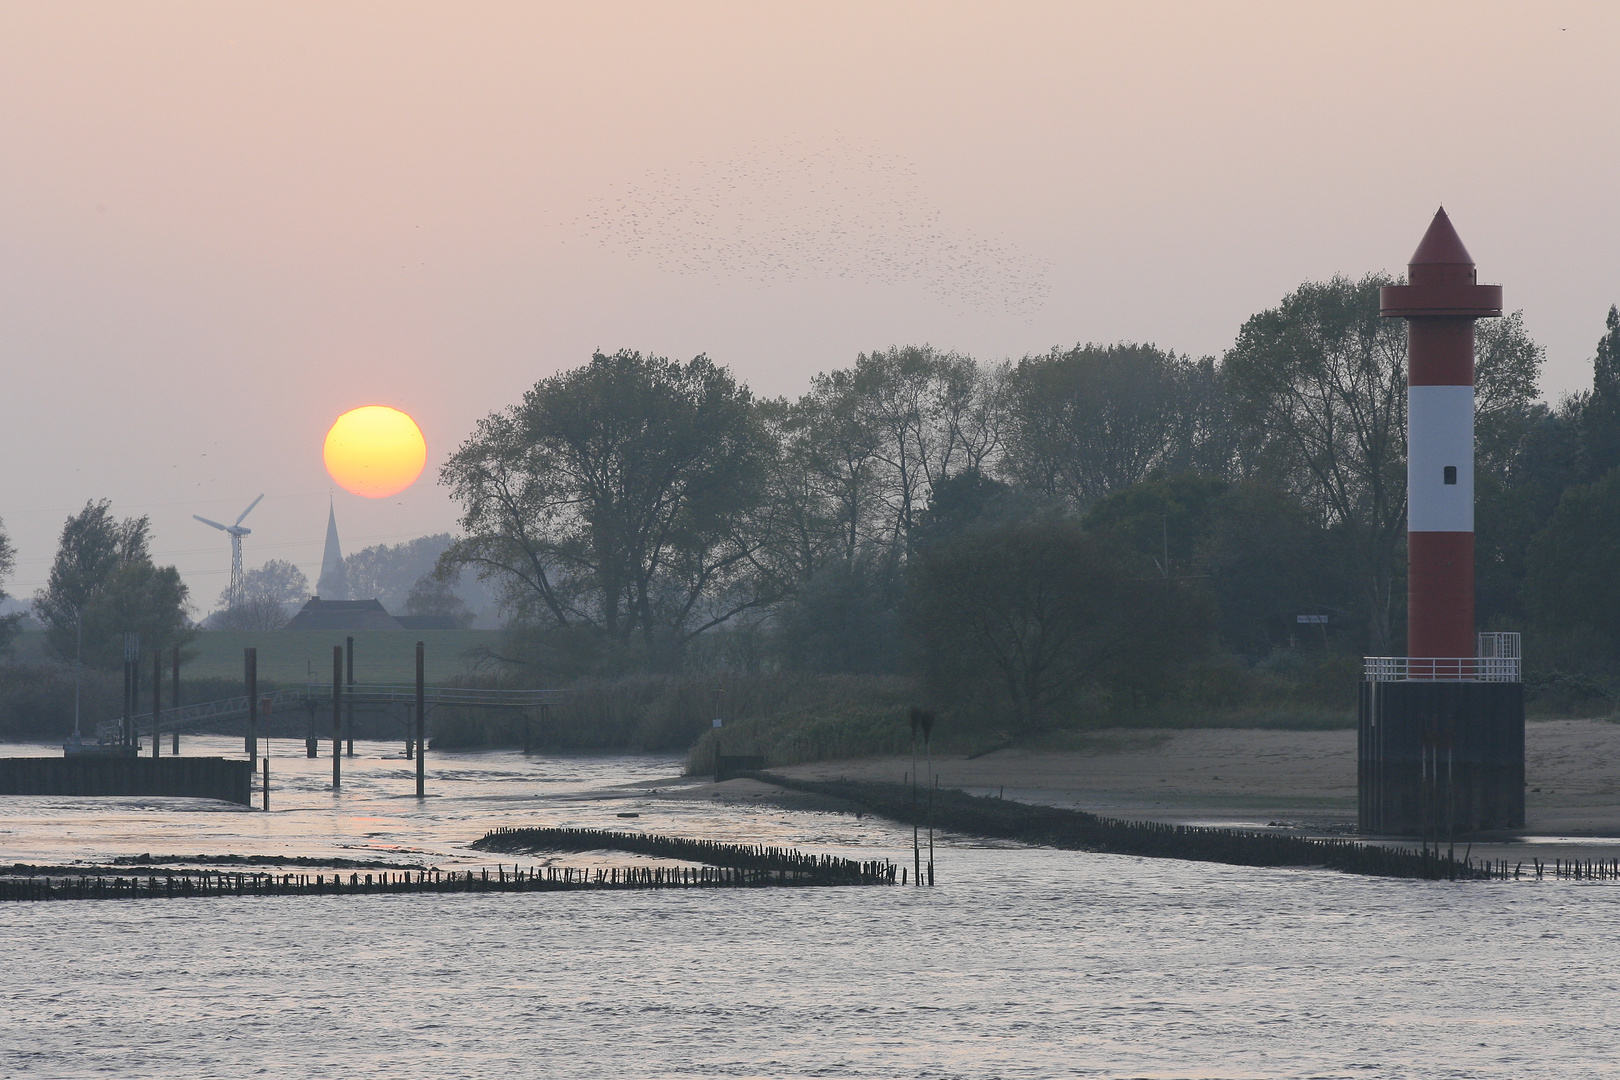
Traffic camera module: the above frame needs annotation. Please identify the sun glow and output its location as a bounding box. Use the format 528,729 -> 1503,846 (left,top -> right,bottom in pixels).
323,406 -> 427,498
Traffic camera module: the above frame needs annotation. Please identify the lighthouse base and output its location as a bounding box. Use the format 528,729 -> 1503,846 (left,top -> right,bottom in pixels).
1358,680 -> 1524,835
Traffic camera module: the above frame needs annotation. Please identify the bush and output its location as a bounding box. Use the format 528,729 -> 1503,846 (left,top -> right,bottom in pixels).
1525,669 -> 1613,717
428,670 -> 917,755
0,662 -> 123,741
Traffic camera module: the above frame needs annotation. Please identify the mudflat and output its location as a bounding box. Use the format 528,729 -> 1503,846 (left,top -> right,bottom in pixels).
766,718 -> 1620,841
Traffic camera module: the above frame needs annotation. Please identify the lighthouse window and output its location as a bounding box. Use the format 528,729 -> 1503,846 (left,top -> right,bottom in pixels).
1443,466 -> 1457,485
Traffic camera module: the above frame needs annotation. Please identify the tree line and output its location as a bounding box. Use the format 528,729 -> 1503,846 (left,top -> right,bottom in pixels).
8,277 -> 1618,731
432,274 -> 1620,728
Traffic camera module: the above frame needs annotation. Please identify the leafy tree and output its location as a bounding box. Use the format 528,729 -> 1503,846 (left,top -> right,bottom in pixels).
32,500 -> 191,668
1582,305 -> 1620,476
1225,279 -> 1542,653
1000,343 -> 1214,510
1082,474 -> 1349,656
776,559 -> 901,675
1081,473 -> 1230,581
771,346 -> 1006,581
907,521 -> 1209,731
441,350 -> 777,664
1475,311 -> 1547,468
1447,310 -> 1550,629
210,559 -> 309,630
404,575 -> 475,629
1198,481 -> 1354,655
0,516 -> 22,653
912,467 -> 1025,550
1224,275 -> 1408,652
346,534 -> 452,611
1523,466 -> 1620,652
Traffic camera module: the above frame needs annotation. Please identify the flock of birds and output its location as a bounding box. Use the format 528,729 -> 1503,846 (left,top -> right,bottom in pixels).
578,138 -> 1051,316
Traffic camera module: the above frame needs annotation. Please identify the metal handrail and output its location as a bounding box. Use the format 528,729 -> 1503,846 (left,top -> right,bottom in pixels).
1363,656 -> 1521,682
99,684 -> 565,742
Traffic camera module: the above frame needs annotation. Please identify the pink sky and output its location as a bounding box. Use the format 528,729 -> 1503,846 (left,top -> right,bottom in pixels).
2,1 -> 1616,609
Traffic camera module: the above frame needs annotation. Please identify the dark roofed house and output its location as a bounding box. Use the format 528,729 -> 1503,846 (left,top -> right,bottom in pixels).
283,597 -> 403,632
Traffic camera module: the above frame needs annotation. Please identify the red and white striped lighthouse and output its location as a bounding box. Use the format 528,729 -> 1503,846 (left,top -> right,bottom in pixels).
1380,209 -> 1502,662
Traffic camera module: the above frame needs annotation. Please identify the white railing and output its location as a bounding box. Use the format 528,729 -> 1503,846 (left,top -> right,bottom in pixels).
1363,656 -> 1521,682
1364,632 -> 1522,682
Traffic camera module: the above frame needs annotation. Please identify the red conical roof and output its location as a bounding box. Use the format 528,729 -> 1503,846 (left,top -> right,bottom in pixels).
1408,207 -> 1475,285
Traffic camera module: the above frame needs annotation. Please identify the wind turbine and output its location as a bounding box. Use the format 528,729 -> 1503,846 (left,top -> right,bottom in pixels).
194,494 -> 264,608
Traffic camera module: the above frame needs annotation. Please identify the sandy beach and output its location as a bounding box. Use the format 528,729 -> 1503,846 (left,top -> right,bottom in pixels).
661,718 -> 1620,861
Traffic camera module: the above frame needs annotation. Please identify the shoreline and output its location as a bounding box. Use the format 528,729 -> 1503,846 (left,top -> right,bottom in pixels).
650,718 -> 1620,863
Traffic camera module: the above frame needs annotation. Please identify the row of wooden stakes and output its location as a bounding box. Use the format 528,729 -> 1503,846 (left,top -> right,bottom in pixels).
0,859 -> 899,903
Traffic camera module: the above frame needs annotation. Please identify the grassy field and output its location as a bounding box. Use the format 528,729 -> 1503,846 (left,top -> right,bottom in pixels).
183,630 -> 503,683
11,629 -> 502,685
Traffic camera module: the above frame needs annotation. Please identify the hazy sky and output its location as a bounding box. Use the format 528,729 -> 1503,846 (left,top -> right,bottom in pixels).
3,1 -> 1617,611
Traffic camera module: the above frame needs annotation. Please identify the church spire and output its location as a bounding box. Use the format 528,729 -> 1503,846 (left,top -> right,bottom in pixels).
317,499 -> 349,599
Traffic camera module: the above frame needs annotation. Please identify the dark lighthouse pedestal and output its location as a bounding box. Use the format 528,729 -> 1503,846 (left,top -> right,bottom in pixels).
1357,660 -> 1524,835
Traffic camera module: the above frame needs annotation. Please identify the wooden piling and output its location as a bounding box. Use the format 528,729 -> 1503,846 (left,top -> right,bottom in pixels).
331,646 -> 342,789
345,636 -> 355,758
245,648 -> 257,765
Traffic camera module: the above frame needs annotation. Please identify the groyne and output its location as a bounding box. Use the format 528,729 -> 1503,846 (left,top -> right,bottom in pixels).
473,825 -> 895,885
1,828 -> 897,903
749,772 -> 1499,881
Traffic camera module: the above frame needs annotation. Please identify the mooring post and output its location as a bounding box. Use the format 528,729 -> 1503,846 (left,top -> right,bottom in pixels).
909,709 -> 921,887
171,646 -> 180,756
262,756 -> 269,811
926,731 -> 936,886
345,635 -> 355,757
415,641 -> 426,799
245,648 -> 258,765
151,649 -> 162,759
331,645 -> 342,789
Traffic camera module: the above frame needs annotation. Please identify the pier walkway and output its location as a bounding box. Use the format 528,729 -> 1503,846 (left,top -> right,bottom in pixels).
97,684 -> 564,744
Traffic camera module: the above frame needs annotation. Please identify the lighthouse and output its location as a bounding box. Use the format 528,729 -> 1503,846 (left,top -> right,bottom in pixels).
1358,208 -> 1524,836
1380,208 -> 1501,663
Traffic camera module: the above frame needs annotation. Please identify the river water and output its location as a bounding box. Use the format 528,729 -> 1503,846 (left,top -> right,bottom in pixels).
1,740 -> 1617,1078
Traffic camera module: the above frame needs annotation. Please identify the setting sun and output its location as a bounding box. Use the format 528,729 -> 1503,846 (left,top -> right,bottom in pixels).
322,406 -> 427,498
